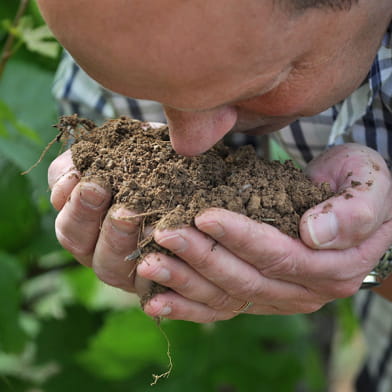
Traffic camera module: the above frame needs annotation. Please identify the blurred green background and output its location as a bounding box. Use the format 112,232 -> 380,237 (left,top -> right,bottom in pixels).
0,2 -> 362,391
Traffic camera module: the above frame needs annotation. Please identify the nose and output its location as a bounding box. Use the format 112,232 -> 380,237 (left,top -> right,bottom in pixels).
163,105 -> 238,156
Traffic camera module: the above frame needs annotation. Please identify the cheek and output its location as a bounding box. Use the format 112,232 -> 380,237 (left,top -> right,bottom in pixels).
236,64 -> 350,118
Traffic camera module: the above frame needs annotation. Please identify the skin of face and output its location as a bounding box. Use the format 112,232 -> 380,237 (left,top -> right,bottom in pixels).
38,0 -> 392,155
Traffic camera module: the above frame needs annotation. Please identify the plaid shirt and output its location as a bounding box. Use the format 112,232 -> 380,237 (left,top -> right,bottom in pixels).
53,24 -> 392,392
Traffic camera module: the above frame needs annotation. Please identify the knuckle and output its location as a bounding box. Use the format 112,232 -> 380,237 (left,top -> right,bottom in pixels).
301,302 -> 324,314
175,273 -> 192,291
50,173 -> 81,211
50,187 -> 66,211
294,287 -> 330,314
55,226 -> 94,258
229,219 -> 257,253
259,253 -> 295,279
66,198 -> 106,226
310,278 -> 360,300
94,265 -> 131,290
347,202 -> 374,237
356,203 -> 374,227
230,276 -> 262,299
101,226 -> 135,257
329,280 -> 360,298
203,309 -> 233,323
189,246 -> 215,271
280,299 -> 324,315
48,150 -> 75,188
203,310 -> 220,323
207,293 -> 233,310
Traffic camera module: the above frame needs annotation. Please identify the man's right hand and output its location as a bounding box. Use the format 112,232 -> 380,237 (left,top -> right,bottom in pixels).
48,149 -> 151,294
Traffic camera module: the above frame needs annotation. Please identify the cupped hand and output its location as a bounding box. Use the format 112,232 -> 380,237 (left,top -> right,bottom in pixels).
137,143 -> 392,322
47,121 -> 169,294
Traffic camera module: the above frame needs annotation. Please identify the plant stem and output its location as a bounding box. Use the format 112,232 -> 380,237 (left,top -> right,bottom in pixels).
0,0 -> 30,79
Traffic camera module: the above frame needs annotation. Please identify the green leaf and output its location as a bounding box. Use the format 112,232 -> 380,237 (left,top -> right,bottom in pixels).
155,314 -> 321,392
0,58 -> 58,138
5,16 -> 60,59
0,59 -> 59,197
0,375 -> 32,392
28,0 -> 46,25
0,3 -> 19,23
21,22 -> 59,58
0,157 -> 39,252
64,267 -> 99,307
0,100 -> 41,143
78,308 -> 167,380
42,364 -> 114,392
0,252 -> 26,353
35,305 -> 104,365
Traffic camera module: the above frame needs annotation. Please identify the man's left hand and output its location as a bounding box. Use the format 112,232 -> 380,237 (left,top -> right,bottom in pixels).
137,144 -> 392,322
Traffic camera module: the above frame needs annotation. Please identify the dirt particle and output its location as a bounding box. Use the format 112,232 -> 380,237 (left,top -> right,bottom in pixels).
322,202 -> 333,213
344,193 -> 354,200
351,180 -> 362,187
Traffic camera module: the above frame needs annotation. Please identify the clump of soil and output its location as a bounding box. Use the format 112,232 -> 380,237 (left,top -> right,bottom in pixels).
61,115 -> 333,259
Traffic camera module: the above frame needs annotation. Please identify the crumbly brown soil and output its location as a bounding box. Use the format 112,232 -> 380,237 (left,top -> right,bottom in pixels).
62,115 -> 333,261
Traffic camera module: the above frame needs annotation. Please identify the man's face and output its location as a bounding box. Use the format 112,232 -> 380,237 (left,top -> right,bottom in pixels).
39,0 -> 391,155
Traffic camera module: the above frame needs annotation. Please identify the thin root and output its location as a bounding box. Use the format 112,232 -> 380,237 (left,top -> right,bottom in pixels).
116,209 -> 168,221
150,323 -> 173,386
22,114 -> 95,175
21,135 -> 60,175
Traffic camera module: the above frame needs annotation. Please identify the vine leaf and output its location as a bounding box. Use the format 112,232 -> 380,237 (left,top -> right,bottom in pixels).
2,15 -> 59,58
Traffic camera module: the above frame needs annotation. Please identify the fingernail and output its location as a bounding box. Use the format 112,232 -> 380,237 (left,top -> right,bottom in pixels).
80,183 -> 107,208
110,208 -> 139,235
307,212 -> 338,247
139,260 -> 171,282
159,306 -> 172,316
53,169 -> 80,189
153,267 -> 171,282
156,233 -> 187,253
197,221 -> 225,238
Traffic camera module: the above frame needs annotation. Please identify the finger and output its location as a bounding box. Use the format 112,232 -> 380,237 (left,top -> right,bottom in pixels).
143,290 -> 237,322
134,273 -> 154,299
48,149 -> 76,189
194,208 -> 293,267
48,150 -> 81,210
55,180 -> 111,266
92,206 -> 141,292
194,208 -> 387,298
137,252 -> 246,311
153,223 -> 330,309
50,170 -> 81,211
143,289 -> 324,322
302,143 -> 392,249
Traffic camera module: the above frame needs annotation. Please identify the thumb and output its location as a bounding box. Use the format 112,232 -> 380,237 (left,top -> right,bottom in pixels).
300,143 -> 392,249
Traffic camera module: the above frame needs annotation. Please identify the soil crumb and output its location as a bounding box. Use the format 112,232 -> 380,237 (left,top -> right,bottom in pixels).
65,115 -> 333,255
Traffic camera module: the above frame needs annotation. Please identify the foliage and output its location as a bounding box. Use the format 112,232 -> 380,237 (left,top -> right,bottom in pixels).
0,2 -> 358,391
